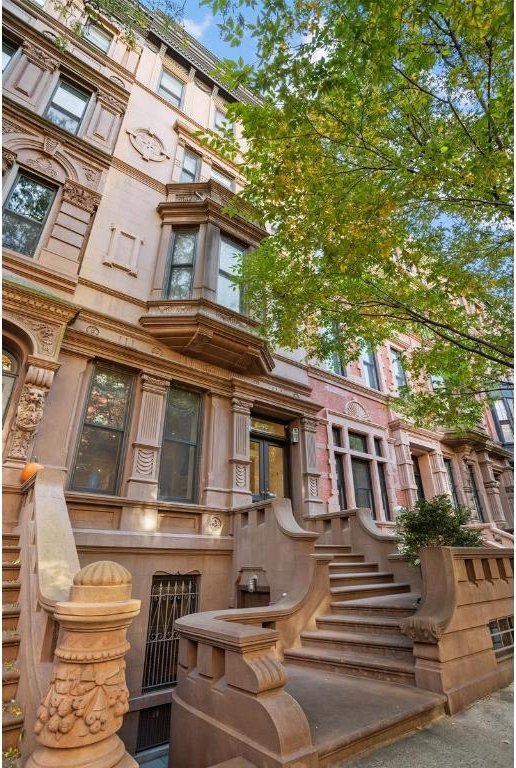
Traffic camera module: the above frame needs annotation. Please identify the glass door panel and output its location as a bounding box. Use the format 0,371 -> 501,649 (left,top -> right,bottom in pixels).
250,440 -> 261,497
267,444 -> 285,498
351,457 -> 375,516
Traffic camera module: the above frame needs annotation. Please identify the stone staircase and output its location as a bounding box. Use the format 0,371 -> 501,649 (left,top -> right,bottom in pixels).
284,542 -> 418,685
2,532 -> 24,761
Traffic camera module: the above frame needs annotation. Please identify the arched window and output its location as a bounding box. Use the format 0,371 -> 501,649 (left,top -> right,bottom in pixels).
2,349 -> 19,422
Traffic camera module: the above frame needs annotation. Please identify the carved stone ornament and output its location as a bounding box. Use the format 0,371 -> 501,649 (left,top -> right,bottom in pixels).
2,148 -> 17,175
308,476 -> 319,498
2,120 -> 22,135
234,464 -> 247,488
43,136 -> 63,157
97,89 -> 126,114
399,615 -> 444,644
83,166 -> 99,184
207,515 -> 222,532
126,128 -> 171,162
26,156 -> 59,179
23,40 -> 59,71
63,180 -> 101,213
8,384 -> 47,460
85,325 -> 100,336
344,399 -> 369,421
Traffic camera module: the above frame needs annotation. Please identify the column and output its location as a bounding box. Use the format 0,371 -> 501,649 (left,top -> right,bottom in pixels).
26,561 -> 140,768
7,363 -> 56,462
476,450 -> 507,527
301,416 -> 323,516
429,450 -> 449,496
229,396 -> 253,506
456,449 -> 481,521
123,374 -> 169,529
391,427 -> 418,508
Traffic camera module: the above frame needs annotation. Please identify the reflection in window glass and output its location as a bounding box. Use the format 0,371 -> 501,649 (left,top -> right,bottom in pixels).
444,458 -> 459,508
214,107 -> 230,132
71,366 -> 133,494
44,79 -> 90,134
217,235 -> 245,313
378,463 -> 390,520
211,167 -> 233,189
361,345 -> 380,390
3,172 -> 57,257
180,149 -> 200,183
390,348 -> 407,388
164,230 -> 197,299
84,23 -> 112,52
158,70 -> 184,107
349,432 -> 367,453
159,388 -> 201,501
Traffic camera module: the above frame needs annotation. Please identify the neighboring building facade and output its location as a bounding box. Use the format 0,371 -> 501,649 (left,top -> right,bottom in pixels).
2,0 -> 514,757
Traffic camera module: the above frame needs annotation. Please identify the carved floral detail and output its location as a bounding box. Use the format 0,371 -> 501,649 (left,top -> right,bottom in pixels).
2,120 -> 21,135
2,148 -> 17,175
34,661 -> 129,742
207,516 -> 222,532
399,616 -> 444,644
23,41 -> 59,71
97,89 -> 126,114
63,180 -> 101,213
344,399 -> 369,421
85,325 -> 100,336
126,128 -> 171,162
82,166 -> 99,184
26,156 -> 58,179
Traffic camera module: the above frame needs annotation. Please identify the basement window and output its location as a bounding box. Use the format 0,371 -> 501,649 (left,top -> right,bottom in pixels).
489,616 -> 514,660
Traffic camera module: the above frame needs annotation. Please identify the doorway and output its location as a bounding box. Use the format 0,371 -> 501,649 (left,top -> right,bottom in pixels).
249,417 -> 289,501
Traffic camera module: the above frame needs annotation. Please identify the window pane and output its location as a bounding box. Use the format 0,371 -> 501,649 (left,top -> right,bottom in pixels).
159,441 -> 196,500
2,214 -> 45,257
444,458 -> 459,508
86,368 -> 132,428
211,168 -> 232,189
351,458 -> 375,515
84,24 -> 112,52
214,108 -> 226,131
251,418 -> 286,438
267,444 -> 285,497
167,268 -> 193,299
335,454 -> 346,509
361,345 -> 380,389
163,389 -> 200,443
349,432 -> 367,452
374,438 -> 383,456
219,236 -> 244,274
250,440 -> 260,496
45,106 -> 80,133
391,349 -> 407,387
411,455 -> 425,501
181,150 -> 199,182
52,82 -> 89,118
6,175 -> 56,221
378,463 -> 390,519
72,426 -> 123,493
171,231 -> 196,265
159,71 -> 183,106
217,273 -> 240,312
2,41 -> 16,71
332,427 -> 342,446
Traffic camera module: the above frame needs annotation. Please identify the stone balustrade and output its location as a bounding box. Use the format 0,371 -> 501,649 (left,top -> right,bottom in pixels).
400,546 -> 514,713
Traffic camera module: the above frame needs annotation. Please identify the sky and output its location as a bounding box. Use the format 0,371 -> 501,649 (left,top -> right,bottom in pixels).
179,1 -> 259,64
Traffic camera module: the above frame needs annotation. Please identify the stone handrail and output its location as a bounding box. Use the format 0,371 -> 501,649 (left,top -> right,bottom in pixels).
304,507 -> 422,591
400,546 -> 514,713
466,522 -> 515,549
170,499 -> 327,766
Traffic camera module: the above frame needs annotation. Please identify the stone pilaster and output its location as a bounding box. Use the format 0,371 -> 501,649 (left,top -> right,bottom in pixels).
476,450 -> 507,527
301,416 -> 323,516
7,364 -> 56,462
456,449 -> 482,521
391,428 -> 418,509
229,396 -> 253,505
125,375 -> 169,518
26,561 -> 140,768
429,450 -> 448,496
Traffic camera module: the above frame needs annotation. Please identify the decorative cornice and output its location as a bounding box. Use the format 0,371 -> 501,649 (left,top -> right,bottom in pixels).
110,157 -> 167,195
97,89 -> 126,114
23,40 -> 59,71
2,252 -> 78,295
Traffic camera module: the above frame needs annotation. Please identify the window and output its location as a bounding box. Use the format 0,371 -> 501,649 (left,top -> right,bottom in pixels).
332,426 -> 342,447
158,70 -> 184,108
2,350 -> 19,422
70,365 -> 133,494
491,389 -> 514,446
444,458 -> 460,509
214,107 -> 231,133
348,432 -> 367,453
430,374 -> 446,391
2,41 -> 17,71
351,458 -> 376,517
158,387 -> 201,502
180,149 -> 200,183
335,454 -> 347,510
217,235 -> 245,313
390,348 -> 407,388
360,345 -> 380,390
83,23 -> 113,53
374,437 -> 383,457
467,464 -> 484,522
327,352 -> 346,377
164,230 -> 197,299
3,172 -> 57,257
44,79 -> 90,134
136,704 -> 171,752
489,617 -> 514,660
411,455 -> 425,501
378,463 -> 390,520
211,167 -> 233,190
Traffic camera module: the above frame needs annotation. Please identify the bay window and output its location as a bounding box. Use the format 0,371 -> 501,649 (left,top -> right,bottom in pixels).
164,229 -> 197,299
180,149 -> 200,183
217,235 -> 246,313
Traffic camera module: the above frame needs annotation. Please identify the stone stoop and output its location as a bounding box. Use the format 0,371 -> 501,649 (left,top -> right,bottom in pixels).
281,542 -> 447,765
2,532 -> 24,760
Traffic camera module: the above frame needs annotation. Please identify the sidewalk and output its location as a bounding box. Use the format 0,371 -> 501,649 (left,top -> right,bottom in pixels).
340,684 -> 513,768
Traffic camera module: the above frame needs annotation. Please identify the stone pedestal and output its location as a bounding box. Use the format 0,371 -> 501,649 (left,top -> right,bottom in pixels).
26,561 -> 140,768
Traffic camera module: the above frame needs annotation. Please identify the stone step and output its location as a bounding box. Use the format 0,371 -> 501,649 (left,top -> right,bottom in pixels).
2,663 -> 20,702
284,645 -> 416,686
314,544 -> 352,551
2,699 -> 24,750
2,581 -> 21,603
2,562 -> 20,581
300,629 -> 414,660
328,561 -> 379,573
330,582 -> 410,601
2,534 -> 20,547
327,553 -> 367,564
2,545 -> 20,564
2,605 -> 20,632
316,613 -> 404,635
2,631 -> 21,662
331,592 -> 419,617
330,572 -> 394,587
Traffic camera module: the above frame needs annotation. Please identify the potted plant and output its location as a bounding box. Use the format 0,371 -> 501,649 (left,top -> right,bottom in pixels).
395,494 -> 483,568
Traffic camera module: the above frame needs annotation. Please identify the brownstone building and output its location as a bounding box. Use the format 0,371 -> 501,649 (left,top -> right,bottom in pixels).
2,0 -> 513,763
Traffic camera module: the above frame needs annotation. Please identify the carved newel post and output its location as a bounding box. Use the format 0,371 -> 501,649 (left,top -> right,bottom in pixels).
27,562 -> 140,768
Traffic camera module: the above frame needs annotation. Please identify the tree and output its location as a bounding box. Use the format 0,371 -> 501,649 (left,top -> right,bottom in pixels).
201,0 -> 513,430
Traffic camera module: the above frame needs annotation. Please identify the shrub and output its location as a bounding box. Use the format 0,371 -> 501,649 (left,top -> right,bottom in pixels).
395,494 -> 484,568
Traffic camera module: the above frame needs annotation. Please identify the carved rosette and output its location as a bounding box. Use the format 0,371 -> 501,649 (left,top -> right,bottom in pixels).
28,562 -> 140,765
126,128 -> 171,162
63,180 -> 102,213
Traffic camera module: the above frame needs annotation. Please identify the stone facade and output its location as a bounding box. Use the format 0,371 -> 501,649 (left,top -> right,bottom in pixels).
2,0 -> 513,760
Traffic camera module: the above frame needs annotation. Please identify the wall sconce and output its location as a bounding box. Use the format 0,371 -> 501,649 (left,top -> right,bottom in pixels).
247,574 -> 258,592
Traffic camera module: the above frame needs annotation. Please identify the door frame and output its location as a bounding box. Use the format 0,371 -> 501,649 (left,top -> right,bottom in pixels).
250,429 -> 290,502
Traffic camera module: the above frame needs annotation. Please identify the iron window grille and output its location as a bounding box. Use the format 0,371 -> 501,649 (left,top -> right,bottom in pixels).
489,617 -> 514,660
142,575 -> 200,692
136,703 -> 171,752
